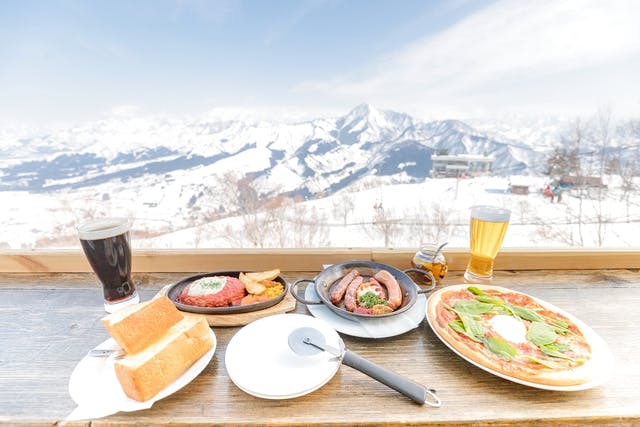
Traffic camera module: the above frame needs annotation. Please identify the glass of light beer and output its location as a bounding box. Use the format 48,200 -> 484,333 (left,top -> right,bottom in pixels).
77,217 -> 139,313
464,205 -> 510,284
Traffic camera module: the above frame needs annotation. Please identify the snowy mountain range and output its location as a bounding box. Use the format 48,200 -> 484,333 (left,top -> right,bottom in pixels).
2,104 -> 639,249
0,104 -> 562,199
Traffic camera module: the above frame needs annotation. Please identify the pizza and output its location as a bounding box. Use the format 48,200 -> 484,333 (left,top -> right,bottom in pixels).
427,284 -> 605,387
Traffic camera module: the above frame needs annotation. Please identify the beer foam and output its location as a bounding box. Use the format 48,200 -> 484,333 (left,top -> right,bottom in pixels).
470,205 -> 511,222
77,217 -> 131,240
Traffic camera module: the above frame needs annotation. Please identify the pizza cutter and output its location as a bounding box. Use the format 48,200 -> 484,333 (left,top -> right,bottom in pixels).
287,327 -> 441,406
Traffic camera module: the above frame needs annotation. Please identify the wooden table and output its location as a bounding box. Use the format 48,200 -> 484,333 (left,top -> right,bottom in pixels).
1,268 -> 639,426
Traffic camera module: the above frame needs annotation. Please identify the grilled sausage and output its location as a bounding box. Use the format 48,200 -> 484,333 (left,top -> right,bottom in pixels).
373,270 -> 402,310
330,269 -> 360,304
343,275 -> 364,312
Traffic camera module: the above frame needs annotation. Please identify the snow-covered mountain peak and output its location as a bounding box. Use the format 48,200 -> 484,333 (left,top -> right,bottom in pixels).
335,103 -> 414,144
3,104 -> 635,205
340,103 -> 386,130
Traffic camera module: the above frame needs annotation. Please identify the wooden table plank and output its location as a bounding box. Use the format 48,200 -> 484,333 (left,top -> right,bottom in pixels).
0,269 -> 639,426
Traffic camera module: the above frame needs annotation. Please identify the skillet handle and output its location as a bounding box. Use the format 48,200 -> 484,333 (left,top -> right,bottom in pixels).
403,268 -> 436,293
342,350 -> 440,406
290,279 -> 324,305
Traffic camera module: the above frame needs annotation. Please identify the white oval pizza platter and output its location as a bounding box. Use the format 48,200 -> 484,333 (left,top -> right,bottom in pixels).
426,284 -> 614,391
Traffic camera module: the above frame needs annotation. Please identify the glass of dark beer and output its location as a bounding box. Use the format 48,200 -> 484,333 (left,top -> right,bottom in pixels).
77,217 -> 139,313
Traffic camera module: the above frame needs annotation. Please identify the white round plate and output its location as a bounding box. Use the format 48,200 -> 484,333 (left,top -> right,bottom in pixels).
304,283 -> 426,338
68,328 -> 216,419
225,313 -> 341,399
426,284 -> 613,391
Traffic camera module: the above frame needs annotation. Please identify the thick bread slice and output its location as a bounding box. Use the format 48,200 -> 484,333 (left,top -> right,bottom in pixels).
114,316 -> 213,402
102,296 -> 184,354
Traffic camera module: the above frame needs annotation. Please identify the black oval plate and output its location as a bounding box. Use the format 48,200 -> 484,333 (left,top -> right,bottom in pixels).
312,260 -> 420,320
166,270 -> 289,315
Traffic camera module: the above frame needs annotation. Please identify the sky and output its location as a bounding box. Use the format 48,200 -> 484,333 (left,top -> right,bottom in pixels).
1,0 -> 639,127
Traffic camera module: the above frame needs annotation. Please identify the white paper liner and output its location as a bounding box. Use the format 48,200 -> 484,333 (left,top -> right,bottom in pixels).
66,329 -> 216,421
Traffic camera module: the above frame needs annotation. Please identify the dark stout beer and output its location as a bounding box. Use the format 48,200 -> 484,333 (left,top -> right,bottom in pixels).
78,218 -> 138,312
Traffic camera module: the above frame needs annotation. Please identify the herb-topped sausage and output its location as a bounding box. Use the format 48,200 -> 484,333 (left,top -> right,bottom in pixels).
329,268 -> 403,315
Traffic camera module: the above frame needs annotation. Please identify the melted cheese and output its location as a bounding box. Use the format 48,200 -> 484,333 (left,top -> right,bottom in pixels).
187,276 -> 227,296
488,314 -> 527,344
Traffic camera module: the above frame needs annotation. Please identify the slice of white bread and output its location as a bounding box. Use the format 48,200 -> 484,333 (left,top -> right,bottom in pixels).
102,296 -> 184,354
113,315 -> 214,402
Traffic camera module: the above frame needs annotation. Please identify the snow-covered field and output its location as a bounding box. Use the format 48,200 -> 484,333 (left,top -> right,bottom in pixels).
2,175 -> 638,250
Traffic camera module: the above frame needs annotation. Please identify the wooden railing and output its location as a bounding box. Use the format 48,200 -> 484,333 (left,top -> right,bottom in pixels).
0,247 -> 638,273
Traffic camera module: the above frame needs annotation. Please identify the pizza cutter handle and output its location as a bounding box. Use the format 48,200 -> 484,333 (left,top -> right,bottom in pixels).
342,350 -> 441,406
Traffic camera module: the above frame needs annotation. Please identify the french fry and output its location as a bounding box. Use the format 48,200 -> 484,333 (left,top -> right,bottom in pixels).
239,272 -> 266,295
244,269 -> 280,282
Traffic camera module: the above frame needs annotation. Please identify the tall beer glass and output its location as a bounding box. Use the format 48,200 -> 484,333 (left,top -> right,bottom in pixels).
464,206 -> 510,284
77,217 -> 139,313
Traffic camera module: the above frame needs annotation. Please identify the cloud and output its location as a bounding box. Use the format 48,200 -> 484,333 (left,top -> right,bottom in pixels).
294,0 -> 640,118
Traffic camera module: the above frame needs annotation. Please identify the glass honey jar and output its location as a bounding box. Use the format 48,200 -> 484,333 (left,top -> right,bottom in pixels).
412,243 -> 448,284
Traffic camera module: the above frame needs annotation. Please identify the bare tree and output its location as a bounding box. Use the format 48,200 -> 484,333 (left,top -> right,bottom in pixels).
237,177 -> 261,215
370,205 -> 400,247
207,172 -> 263,247
617,120 -> 640,220
515,199 -> 532,224
209,172 -> 273,247
332,192 -> 356,226
619,162 -> 638,221
228,201 -> 329,248
405,202 -> 453,246
213,172 -> 241,211
242,211 -> 266,247
264,204 -> 290,248
426,203 -> 453,244
404,204 -> 430,247
532,215 -> 573,246
289,204 -> 330,247
222,223 -> 245,247
547,146 -> 580,178
563,118 -> 586,246
589,108 -> 614,246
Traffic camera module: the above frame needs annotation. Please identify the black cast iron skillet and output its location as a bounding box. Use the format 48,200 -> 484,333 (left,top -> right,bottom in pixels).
167,270 -> 288,314
290,260 -> 435,321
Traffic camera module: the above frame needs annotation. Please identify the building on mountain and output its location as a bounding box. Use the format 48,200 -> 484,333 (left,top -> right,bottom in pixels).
430,154 -> 494,178
510,183 -> 530,195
